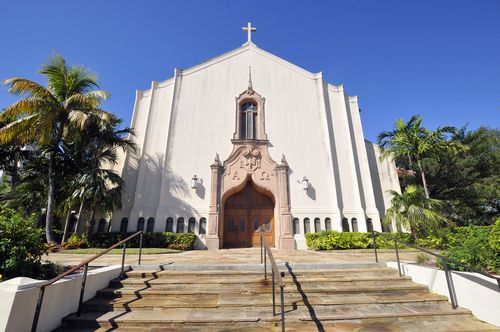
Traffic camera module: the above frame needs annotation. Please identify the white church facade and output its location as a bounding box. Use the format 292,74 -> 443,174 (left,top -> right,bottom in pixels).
108,26 -> 400,249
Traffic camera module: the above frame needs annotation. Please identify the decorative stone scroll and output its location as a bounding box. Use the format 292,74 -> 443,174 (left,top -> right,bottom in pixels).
222,141 -> 277,198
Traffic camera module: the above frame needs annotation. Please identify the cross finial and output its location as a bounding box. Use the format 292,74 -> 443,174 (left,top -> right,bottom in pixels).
242,22 -> 256,43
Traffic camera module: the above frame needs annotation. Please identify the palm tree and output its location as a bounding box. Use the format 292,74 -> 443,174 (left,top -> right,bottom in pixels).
384,185 -> 448,240
378,116 -> 463,198
68,115 -> 135,235
0,54 -> 111,243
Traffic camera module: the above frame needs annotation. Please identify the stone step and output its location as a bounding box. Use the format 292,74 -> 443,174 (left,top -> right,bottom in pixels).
113,274 -> 410,286
83,290 -> 447,311
59,316 -> 500,332
61,301 -> 473,329
124,266 -> 398,279
97,280 -> 427,297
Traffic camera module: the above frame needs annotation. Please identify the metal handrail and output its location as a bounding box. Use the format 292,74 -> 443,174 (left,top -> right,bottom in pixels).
259,227 -> 285,332
372,230 -> 500,309
31,231 -> 144,332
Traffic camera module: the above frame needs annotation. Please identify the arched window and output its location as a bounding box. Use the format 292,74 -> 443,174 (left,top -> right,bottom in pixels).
199,217 -> 207,235
293,218 -> 300,235
303,218 -> 310,233
325,218 -> 332,231
341,218 -> 350,232
240,101 -> 258,139
366,218 -> 373,232
146,217 -> 155,232
166,217 -> 174,232
176,217 -> 184,233
188,217 -> 196,233
120,218 -> 128,233
97,219 -> 106,233
351,218 -> 358,232
314,218 -> 321,233
137,217 -> 145,232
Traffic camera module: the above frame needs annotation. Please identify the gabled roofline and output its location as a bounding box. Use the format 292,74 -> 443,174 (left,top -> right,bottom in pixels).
139,42 -> 326,93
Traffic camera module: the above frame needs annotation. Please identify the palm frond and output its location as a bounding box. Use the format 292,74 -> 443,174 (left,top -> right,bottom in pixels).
0,115 -> 39,144
65,90 -> 110,109
1,78 -> 58,102
1,97 -> 57,119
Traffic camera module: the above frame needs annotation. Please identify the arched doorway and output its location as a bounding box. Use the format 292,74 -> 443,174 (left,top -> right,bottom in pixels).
223,180 -> 275,248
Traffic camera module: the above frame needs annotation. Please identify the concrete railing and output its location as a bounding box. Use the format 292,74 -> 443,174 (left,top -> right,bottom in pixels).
386,261 -> 500,327
0,264 -> 128,332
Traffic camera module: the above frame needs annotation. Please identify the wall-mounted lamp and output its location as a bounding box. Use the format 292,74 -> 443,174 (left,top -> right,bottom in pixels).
191,175 -> 203,189
301,176 -> 310,190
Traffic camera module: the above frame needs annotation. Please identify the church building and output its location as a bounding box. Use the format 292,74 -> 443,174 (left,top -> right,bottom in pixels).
108,24 -> 400,249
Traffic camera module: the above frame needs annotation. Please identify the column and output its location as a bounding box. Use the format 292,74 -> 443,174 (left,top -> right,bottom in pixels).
277,156 -> 295,249
206,155 -> 222,250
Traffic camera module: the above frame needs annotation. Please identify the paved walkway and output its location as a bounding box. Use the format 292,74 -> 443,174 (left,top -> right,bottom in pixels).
44,248 -> 425,267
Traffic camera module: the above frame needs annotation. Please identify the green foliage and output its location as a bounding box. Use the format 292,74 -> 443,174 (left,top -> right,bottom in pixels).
0,208 -> 47,279
416,253 -> 431,265
384,185 -> 448,239
87,232 -> 195,250
0,54 -> 136,244
377,115 -> 463,198
64,234 -> 89,249
415,126 -> 499,225
305,231 -> 412,251
438,226 -> 500,273
489,219 -> 500,253
168,233 -> 196,251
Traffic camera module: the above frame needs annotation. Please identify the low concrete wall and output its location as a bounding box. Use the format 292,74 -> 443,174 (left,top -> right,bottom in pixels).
386,261 -> 500,327
0,265 -> 128,332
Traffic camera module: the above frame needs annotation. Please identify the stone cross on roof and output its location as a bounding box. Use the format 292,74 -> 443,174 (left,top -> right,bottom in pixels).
242,22 -> 256,43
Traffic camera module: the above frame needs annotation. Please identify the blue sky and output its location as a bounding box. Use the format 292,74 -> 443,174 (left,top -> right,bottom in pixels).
0,0 -> 499,141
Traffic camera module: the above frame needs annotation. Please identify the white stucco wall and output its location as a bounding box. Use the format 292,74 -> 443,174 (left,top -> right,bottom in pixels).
107,42 -> 400,246
386,261 -> 500,327
0,265 -> 127,332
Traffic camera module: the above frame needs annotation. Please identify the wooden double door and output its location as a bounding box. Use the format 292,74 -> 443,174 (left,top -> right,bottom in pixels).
223,182 -> 275,248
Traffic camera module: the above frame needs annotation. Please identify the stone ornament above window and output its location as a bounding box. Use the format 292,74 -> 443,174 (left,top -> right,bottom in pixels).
232,67 -> 267,141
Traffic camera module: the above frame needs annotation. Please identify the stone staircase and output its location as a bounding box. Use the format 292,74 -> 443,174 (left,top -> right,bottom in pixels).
57,263 -> 497,331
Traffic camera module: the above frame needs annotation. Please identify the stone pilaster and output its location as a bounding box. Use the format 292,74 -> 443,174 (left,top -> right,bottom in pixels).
206,154 -> 222,250
277,155 -> 295,249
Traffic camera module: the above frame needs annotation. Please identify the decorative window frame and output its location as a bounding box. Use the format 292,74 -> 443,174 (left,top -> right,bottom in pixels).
233,87 -> 267,140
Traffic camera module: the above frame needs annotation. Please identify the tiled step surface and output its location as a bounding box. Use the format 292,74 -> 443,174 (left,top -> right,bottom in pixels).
57,265 -> 498,331
83,290 -> 447,311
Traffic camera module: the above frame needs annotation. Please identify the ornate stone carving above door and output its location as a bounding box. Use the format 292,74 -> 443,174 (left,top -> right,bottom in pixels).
222,141 -> 277,199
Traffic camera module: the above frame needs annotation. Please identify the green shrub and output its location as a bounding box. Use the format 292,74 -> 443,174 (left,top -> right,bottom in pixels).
305,231 -> 413,250
416,253 -> 431,265
0,208 -> 47,280
37,261 -> 66,279
489,219 -> 500,254
64,234 -> 88,249
170,233 -> 196,250
438,227 -> 500,273
87,232 -> 193,250
415,235 -> 444,249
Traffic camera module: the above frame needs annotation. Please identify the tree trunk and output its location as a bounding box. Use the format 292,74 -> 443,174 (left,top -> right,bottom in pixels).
74,201 -> 85,234
45,119 -> 66,244
61,209 -> 73,245
11,149 -> 20,185
416,158 -> 430,198
85,202 -> 97,236
45,152 -> 56,244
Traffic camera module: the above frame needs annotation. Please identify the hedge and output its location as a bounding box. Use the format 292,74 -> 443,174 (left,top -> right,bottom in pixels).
305,231 -> 412,251
305,226 -> 495,251
87,232 -> 196,250
304,225 -> 500,273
